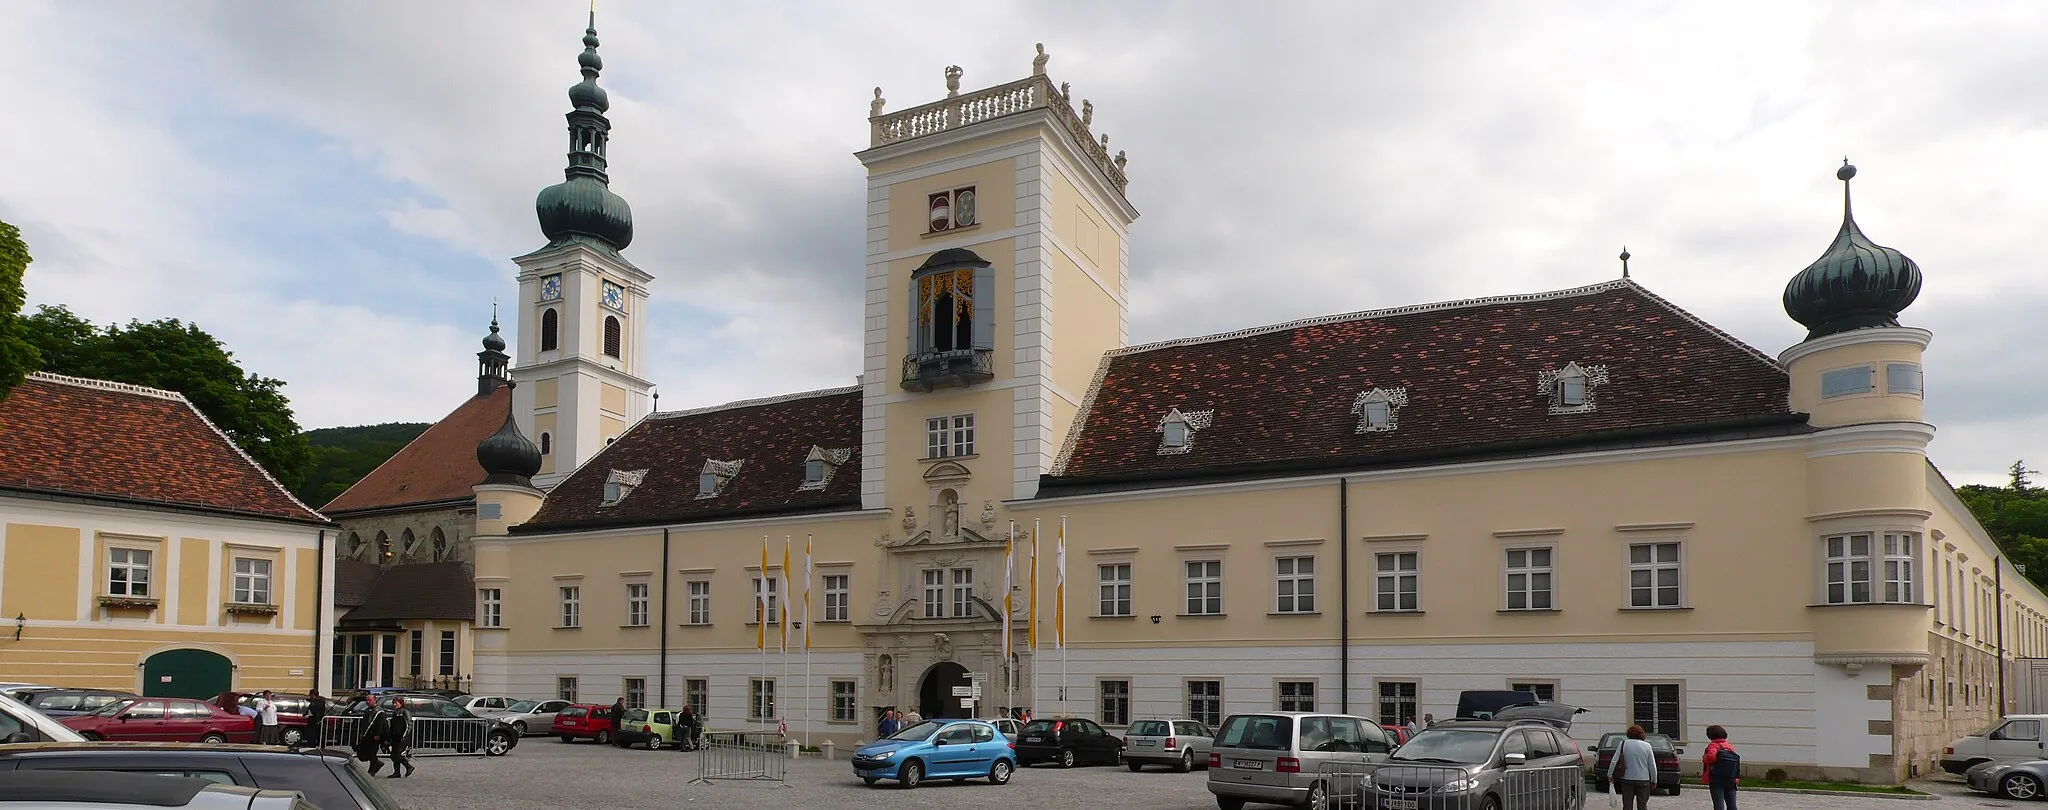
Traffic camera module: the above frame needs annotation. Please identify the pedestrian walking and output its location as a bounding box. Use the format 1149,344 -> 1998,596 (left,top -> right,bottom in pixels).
878,710 -> 899,738
676,705 -> 701,751
355,697 -> 391,776
252,691 -> 280,745
303,689 -> 328,750
385,701 -> 414,779
1421,713 -> 1435,728
1608,725 -> 1657,810
904,708 -> 922,725
610,697 -> 628,745
1703,725 -> 1741,810
1403,716 -> 1418,740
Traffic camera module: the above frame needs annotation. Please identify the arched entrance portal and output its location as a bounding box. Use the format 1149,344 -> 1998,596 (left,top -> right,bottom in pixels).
917,661 -> 971,721
141,649 -> 232,699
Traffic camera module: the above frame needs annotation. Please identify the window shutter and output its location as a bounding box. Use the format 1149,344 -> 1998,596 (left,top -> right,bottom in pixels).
907,278 -> 922,354
971,264 -> 995,350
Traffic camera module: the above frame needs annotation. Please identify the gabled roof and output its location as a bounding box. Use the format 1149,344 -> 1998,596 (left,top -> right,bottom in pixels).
320,384 -> 511,515
517,387 -> 862,533
336,560 -> 477,624
0,373 -> 326,523
1045,280 -> 1800,490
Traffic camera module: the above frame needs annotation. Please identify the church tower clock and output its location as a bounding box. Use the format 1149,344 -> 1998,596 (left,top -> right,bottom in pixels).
511,13 -> 654,490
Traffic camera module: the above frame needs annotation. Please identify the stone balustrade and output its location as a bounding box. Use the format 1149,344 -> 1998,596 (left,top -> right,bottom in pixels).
871,74 -> 1130,195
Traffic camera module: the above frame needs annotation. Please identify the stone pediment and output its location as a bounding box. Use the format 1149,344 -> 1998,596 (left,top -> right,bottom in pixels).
923,461 -> 972,482
889,525 -> 996,549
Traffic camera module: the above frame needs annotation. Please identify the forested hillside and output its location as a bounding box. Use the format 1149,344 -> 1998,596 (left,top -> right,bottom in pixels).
297,422 -> 431,507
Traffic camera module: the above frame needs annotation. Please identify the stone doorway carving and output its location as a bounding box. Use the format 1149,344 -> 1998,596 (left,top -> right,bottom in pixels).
917,660 -> 971,720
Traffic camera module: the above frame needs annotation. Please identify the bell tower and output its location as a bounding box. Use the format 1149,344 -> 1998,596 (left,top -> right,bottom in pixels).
511,12 -> 654,490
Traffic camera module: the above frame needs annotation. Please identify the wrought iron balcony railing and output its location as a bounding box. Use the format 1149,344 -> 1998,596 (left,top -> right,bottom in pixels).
901,348 -> 995,392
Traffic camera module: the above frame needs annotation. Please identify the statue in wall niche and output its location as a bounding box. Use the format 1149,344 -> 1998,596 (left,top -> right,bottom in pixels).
1081,99 -> 1093,128
980,500 -> 996,532
870,87 -> 886,117
878,654 -> 895,692
940,490 -> 961,539
944,65 -> 963,97
1032,43 -> 1049,76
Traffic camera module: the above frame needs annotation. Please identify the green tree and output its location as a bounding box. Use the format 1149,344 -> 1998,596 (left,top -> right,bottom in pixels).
23,305 -> 312,490
0,220 -> 41,400
298,422 -> 432,506
1960,471 -> 2048,590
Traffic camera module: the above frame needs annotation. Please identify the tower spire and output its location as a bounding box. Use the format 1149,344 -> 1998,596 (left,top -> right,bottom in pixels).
533,9 -> 634,251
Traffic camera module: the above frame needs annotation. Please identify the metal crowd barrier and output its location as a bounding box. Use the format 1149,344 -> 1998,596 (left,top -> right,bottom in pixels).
1322,762 -> 1586,810
318,716 -> 499,758
689,731 -> 787,785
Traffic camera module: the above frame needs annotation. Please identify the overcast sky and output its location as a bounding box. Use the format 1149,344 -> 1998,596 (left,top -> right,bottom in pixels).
3,1 -> 2044,485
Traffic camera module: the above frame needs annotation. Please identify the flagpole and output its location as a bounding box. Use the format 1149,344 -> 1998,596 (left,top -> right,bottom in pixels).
1031,518 -> 1040,720
1059,515 -> 1068,714
759,535 -> 768,731
804,533 -> 813,747
1004,521 -> 1015,720
782,536 -> 792,739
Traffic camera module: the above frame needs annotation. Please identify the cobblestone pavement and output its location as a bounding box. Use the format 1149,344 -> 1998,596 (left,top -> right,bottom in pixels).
378,742 -> 2012,810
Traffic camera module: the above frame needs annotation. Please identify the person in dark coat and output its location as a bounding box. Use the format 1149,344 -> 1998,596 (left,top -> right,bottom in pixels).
675,705 -> 701,751
384,701 -> 413,779
355,696 -> 390,775
302,689 -> 328,751
610,698 -> 628,745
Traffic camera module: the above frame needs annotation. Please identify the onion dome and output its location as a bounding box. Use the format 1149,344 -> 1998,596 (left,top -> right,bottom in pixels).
476,388 -> 543,486
535,12 -> 634,252
1782,162 -> 1922,339
481,315 -> 507,352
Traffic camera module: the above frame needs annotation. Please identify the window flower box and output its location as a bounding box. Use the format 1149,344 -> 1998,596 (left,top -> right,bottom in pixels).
97,596 -> 159,611
225,602 -> 279,617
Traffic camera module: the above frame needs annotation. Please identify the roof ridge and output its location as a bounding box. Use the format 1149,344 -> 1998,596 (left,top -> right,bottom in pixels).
1616,279 -> 1783,367
319,386 -> 506,513
166,381 -> 330,523
1106,280 -> 1635,357
648,385 -> 862,421
27,371 -> 186,402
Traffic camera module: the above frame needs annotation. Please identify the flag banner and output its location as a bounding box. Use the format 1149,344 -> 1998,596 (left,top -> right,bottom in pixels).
1002,522 -> 1014,660
803,534 -> 814,652
781,536 -> 793,652
1055,516 -> 1066,650
757,536 -> 768,651
1029,519 -> 1040,650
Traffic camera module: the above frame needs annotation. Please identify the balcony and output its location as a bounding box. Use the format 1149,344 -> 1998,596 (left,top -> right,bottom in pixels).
901,349 -> 995,392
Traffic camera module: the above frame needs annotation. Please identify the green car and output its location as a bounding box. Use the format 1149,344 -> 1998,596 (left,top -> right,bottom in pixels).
615,708 -> 682,750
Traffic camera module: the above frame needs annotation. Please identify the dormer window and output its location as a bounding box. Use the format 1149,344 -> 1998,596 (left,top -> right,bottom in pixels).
1156,407 -> 1216,455
928,187 -> 977,232
603,482 -> 622,503
1539,361 -> 1609,415
798,446 -> 854,491
600,468 -> 648,507
805,460 -> 824,483
697,459 -> 744,499
1350,387 -> 1409,433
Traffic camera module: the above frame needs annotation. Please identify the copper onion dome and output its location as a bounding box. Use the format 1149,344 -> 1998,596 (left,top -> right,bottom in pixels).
535,12 -> 634,252
1782,162 -> 1922,339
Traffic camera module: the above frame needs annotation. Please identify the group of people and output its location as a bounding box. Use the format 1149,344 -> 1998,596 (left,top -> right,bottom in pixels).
351,695 -> 416,778
1606,724 -> 1741,810
603,696 -> 703,750
874,708 -> 926,737
218,689 -> 328,748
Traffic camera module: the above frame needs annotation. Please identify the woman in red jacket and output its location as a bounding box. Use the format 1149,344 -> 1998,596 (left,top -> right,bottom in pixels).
1702,724 -> 1739,810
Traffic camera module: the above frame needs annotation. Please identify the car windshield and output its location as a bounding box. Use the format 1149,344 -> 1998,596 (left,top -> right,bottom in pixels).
87,699 -> 138,717
888,720 -> 943,742
1390,729 -> 1500,764
508,701 -> 538,712
1215,715 -> 1293,751
561,707 -> 587,718
1129,720 -> 1171,736
1646,734 -> 1676,753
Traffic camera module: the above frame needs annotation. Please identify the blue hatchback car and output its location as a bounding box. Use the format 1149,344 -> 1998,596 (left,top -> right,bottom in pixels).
852,719 -> 1016,789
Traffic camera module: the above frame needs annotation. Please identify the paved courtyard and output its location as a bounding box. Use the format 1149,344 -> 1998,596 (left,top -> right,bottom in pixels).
377,741 -> 2013,810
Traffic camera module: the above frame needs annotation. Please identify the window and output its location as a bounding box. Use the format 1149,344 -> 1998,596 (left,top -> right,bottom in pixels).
697,473 -> 717,495
539,432 -> 552,455
1351,387 -> 1408,433
927,186 -> 977,232
540,308 -> 559,351
951,567 -> 976,618
1275,556 -> 1316,613
559,585 -> 582,628
1887,363 -> 1924,396
805,459 -> 825,485
1996,720 -> 2043,741
1821,365 -> 1875,398
625,678 -> 646,709
1186,560 -> 1223,615
1510,681 -> 1559,703
558,677 -> 579,702
1541,361 -> 1607,413
439,631 -> 456,676
685,679 -> 708,718
1630,683 -> 1682,740
478,589 -> 503,628
1504,547 -> 1554,610
1825,534 -> 1875,604
696,459 -> 741,498
408,631 -> 423,677
923,569 -> 945,619
602,481 -> 623,505
1361,400 -> 1390,428
913,265 -> 977,354
1377,681 -> 1417,726
823,574 -> 849,622
1154,408 -> 1215,455
750,679 -> 776,721
1883,533 -> 1918,603
926,414 -> 975,458
753,577 -> 780,624
1100,680 -> 1130,726
626,583 -> 650,627
107,548 -> 152,597
832,680 -> 858,722
232,558 -> 271,604
603,315 -> 622,359
1557,375 -> 1586,407
1627,543 -> 1682,608
1099,563 -> 1132,617
1278,681 -> 1316,712
1187,680 -> 1222,727
687,581 -> 711,625
1162,421 -> 1188,448
1375,552 -> 1419,612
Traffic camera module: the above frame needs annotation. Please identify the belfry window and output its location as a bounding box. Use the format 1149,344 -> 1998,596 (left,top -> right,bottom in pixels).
604,316 -> 622,359
539,432 -> 552,456
540,308 -> 560,352
902,250 -> 995,391
918,268 -> 974,353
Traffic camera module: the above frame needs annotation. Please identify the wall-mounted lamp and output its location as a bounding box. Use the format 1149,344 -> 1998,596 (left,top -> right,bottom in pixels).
13,613 -> 23,641
1150,615 -> 1161,624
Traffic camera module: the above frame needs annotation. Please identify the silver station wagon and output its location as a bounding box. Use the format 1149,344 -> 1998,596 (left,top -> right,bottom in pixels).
1207,711 -> 1394,810
1125,718 -> 1214,772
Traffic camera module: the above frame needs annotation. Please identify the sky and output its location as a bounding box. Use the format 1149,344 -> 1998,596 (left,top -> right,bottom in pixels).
1,1 -> 2044,486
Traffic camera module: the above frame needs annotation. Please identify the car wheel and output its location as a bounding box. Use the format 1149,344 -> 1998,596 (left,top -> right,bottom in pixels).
900,759 -> 923,789
486,734 -> 513,756
1058,748 -> 1076,768
281,728 -> 303,746
200,733 -> 228,744
2004,772 -> 2045,800
990,758 -> 1013,785
512,721 -> 527,735
1480,794 -> 1502,810
862,776 -> 878,787
1303,781 -> 1329,810
595,729 -> 611,745
1177,750 -> 1194,773
1216,798 -> 1246,810
1128,760 -> 1143,772
646,735 -> 663,751
559,735 -> 573,743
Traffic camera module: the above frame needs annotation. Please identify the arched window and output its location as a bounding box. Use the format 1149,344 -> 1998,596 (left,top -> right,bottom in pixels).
539,432 -> 552,455
604,316 -> 622,359
400,528 -> 418,559
346,532 -> 364,560
430,528 -> 448,562
376,531 -> 392,563
540,308 -> 559,352
916,269 -> 974,353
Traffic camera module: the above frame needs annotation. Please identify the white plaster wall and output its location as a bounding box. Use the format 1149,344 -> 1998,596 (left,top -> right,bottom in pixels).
1811,662 -> 1892,767
481,650 -> 863,737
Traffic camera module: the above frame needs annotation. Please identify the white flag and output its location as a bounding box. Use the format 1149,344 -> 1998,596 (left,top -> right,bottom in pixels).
1002,523 -> 1014,660
803,534 -> 814,651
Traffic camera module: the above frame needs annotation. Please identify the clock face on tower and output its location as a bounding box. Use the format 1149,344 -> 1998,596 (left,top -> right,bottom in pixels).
539,274 -> 562,301
601,281 -> 625,311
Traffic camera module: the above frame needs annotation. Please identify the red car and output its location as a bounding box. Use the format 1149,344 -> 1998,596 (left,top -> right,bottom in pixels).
1380,724 -> 1411,745
551,703 -> 617,744
61,697 -> 256,743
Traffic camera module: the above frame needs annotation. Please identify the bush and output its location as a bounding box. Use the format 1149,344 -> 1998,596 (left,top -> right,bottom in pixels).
1765,768 -> 1789,781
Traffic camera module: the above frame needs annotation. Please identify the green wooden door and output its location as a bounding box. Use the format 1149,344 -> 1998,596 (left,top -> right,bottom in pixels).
141,649 -> 232,699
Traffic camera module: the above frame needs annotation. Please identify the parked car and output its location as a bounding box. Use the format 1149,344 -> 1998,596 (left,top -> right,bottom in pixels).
335,696 -> 517,756
497,700 -> 571,736
1359,717 -> 1586,810
1123,718 -> 1213,772
550,704 -> 616,744
0,741 -> 400,810
1206,712 -> 1394,810
982,717 -> 1023,738
614,708 -> 682,750
1944,715 -> 2048,775
231,696 -> 313,748
62,698 -> 255,744
0,770 -> 310,810
21,690 -> 136,718
1014,716 -> 1123,768
1454,690 -> 1541,720
1589,731 -> 1682,795
1380,724 -> 1411,746
1967,758 -> 2048,800
0,692 -> 87,743
850,719 -> 1015,789
452,696 -> 518,717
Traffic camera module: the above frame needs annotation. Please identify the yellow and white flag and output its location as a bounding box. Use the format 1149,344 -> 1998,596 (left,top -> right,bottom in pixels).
803,534 -> 814,652
781,536 -> 793,652
1029,519 -> 1040,650
1002,522 -> 1014,660
1055,516 -> 1067,650
756,536 -> 768,651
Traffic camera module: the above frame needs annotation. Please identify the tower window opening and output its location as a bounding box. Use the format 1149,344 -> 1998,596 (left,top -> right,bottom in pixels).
539,432 -> 552,456
540,308 -> 560,352
604,316 -> 622,359
917,269 -> 973,353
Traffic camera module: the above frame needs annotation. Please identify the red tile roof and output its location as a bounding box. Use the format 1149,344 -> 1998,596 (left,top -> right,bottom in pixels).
0,373 -> 325,523
517,388 -> 862,532
1047,280 -> 1799,486
320,385 -> 511,515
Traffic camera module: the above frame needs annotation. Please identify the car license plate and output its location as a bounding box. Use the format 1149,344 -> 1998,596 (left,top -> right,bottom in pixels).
1385,800 -> 1418,810
1137,740 -> 1156,746
1234,759 -> 1263,770
1025,736 -> 1043,743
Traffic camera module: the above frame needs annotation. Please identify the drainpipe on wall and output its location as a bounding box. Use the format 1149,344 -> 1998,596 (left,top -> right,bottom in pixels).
1998,556 -> 2007,712
659,528 -> 671,707
313,529 -> 326,689
1339,479 -> 1350,715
